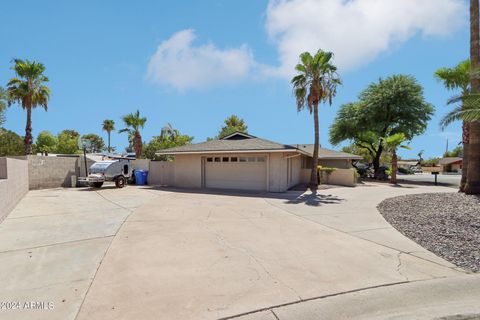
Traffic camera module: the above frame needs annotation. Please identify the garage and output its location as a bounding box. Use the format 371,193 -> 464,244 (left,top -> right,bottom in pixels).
204,155 -> 267,191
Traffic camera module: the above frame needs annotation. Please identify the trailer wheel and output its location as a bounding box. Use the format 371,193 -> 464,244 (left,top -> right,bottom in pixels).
115,176 -> 126,188
91,182 -> 103,188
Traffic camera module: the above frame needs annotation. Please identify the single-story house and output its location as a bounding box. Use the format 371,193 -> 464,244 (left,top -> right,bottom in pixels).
155,132 -> 361,192
439,157 -> 462,173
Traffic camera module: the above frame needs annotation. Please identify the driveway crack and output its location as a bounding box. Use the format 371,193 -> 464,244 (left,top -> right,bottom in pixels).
203,223 -> 302,301
396,252 -> 409,281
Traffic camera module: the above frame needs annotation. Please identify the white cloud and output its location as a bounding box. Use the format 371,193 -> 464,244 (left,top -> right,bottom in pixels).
147,1 -> 466,90
146,29 -> 260,91
266,0 -> 467,76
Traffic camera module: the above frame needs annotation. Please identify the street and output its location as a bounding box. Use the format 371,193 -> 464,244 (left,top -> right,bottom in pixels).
398,173 -> 461,187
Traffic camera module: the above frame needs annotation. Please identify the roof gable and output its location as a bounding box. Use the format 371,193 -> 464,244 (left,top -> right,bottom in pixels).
220,132 -> 256,140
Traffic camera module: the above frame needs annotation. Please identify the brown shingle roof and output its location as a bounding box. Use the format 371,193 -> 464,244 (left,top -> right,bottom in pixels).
293,144 -> 363,160
156,132 -> 361,160
156,136 -> 297,155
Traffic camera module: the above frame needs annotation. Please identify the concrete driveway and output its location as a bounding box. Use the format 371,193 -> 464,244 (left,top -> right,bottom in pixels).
1,183 -> 480,320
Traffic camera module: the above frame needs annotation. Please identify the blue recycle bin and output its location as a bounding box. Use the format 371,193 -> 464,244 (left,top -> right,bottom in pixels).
134,170 -> 149,185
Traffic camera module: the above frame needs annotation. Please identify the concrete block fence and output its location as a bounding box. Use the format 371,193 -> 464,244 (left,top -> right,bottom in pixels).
0,157 -> 29,221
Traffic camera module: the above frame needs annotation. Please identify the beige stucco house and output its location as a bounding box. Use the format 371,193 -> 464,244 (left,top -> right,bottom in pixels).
440,157 -> 463,173
155,132 -> 361,192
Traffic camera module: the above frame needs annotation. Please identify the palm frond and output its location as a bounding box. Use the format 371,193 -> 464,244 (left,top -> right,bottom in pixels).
440,105 -> 480,129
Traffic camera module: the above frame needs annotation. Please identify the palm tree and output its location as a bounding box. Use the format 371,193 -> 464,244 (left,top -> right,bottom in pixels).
440,93 -> 480,126
435,60 -> 470,191
0,87 -> 7,126
119,110 -> 146,158
383,133 -> 410,184
292,49 -> 341,191
6,59 -> 50,154
466,0 -> 480,194
160,123 -> 179,142
102,119 -> 115,153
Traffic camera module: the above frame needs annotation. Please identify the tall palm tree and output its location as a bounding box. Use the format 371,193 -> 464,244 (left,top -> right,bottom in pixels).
292,49 -> 341,191
102,119 -> 115,153
119,110 -> 146,158
6,59 -> 50,154
466,0 -> 480,194
435,60 -> 470,192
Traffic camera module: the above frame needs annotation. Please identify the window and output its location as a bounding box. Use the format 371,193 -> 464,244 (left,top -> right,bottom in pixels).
222,157 -> 229,162
206,157 -> 213,162
123,165 -> 128,174
248,157 -> 256,162
231,157 -> 238,162
239,157 -> 247,162
214,157 -> 221,162
257,157 -> 266,162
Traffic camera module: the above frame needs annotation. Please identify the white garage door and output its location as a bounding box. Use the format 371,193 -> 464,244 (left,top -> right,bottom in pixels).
204,155 -> 267,191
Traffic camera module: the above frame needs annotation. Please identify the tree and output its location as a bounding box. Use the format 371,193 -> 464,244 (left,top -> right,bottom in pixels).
36,131 -> 57,155
119,110 -> 146,158
383,133 -> 411,184
6,59 -> 51,155
435,60 -> 471,191
81,133 -> 105,153
56,130 -> 80,154
341,144 -> 391,166
465,0 -> 480,194
218,115 -> 248,139
0,128 -> 24,156
102,119 -> 115,153
444,145 -> 463,158
0,87 -> 7,126
292,49 -> 341,190
330,75 -> 434,178
143,124 -> 193,160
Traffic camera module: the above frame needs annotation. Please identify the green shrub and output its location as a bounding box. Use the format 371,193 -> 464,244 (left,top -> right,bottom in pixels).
0,128 -> 24,156
317,166 -> 337,183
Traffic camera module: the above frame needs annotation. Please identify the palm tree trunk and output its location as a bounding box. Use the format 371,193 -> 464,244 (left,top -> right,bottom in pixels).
24,107 -> 33,155
391,150 -> 397,184
460,121 -> 469,192
466,0 -> 480,195
134,132 -> 143,158
108,131 -> 111,153
310,103 -> 320,191
372,144 -> 383,178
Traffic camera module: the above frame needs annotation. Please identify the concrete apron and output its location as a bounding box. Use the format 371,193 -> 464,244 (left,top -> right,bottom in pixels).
74,183 -> 473,320
0,184 -> 160,320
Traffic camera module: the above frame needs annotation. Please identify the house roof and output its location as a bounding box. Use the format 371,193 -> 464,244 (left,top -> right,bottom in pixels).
439,157 -> 463,165
156,132 -> 362,160
156,132 -> 297,155
293,144 -> 363,160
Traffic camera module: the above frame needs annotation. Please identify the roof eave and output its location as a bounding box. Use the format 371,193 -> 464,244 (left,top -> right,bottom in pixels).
155,149 -> 298,155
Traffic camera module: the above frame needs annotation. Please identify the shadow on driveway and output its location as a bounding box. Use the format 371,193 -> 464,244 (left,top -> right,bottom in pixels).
285,192 -> 344,206
139,186 -> 346,207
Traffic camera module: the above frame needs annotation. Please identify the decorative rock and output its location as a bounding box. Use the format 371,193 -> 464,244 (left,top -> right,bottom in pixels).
378,192 -> 480,272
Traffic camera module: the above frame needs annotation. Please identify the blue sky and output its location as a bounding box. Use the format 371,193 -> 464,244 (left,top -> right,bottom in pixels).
0,0 -> 469,158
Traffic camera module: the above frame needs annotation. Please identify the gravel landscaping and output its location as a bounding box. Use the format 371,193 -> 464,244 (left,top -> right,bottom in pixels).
378,192 -> 480,272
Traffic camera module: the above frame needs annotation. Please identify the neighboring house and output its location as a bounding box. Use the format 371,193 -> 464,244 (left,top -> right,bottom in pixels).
439,157 -> 463,173
155,132 -> 361,192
